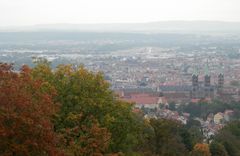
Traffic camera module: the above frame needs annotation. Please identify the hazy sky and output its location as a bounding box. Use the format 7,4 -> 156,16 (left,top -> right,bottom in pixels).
0,0 -> 239,26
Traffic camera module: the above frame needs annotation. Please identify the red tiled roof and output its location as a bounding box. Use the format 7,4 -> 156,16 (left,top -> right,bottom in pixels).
191,98 -> 200,103
122,93 -> 159,105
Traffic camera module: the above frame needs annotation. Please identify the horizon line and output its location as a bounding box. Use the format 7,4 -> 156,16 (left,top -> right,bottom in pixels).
2,20 -> 240,28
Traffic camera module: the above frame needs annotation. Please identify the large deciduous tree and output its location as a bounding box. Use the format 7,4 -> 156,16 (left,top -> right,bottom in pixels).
0,63 -> 61,155
31,61 -> 142,155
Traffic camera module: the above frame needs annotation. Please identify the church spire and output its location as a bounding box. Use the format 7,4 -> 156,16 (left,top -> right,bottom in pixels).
204,59 -> 211,87
192,64 -> 199,76
204,59 -> 210,76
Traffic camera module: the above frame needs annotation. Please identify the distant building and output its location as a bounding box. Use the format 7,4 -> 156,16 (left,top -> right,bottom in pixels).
115,62 -> 235,105
190,63 -> 214,101
214,112 -> 224,124
217,73 -> 224,94
191,73 -> 199,99
158,85 -> 191,103
120,93 -> 160,109
223,110 -> 234,122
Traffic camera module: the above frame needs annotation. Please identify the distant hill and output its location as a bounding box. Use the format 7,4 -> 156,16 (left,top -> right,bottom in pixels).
1,21 -> 240,34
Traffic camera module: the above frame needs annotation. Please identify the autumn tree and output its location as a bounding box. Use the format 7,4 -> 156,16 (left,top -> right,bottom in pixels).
191,143 -> 211,156
0,63 -> 61,155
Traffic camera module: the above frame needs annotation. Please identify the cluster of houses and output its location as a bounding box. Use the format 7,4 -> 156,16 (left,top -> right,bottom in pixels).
116,89 -> 235,140
143,109 -> 189,124
199,110 -> 234,140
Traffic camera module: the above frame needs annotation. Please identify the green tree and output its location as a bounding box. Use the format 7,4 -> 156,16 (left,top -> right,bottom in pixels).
213,121 -> 240,156
149,119 -> 189,156
210,141 -> 228,156
31,62 -> 143,154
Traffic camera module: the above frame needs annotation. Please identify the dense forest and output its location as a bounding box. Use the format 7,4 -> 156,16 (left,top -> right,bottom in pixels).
0,60 -> 240,156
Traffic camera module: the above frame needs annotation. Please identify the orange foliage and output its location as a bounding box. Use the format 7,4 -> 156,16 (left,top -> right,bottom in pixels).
61,116 -> 111,156
78,122 -> 111,155
0,64 -> 62,155
192,143 -> 211,156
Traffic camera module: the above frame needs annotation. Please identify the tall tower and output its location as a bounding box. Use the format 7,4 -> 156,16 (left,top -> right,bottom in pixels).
204,60 -> 211,87
218,73 -> 224,88
217,65 -> 224,94
204,61 -> 211,98
191,67 -> 199,99
192,74 -> 199,87
217,63 -> 224,94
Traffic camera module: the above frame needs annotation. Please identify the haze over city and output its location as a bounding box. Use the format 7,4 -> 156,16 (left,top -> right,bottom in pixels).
1,0 -> 240,155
